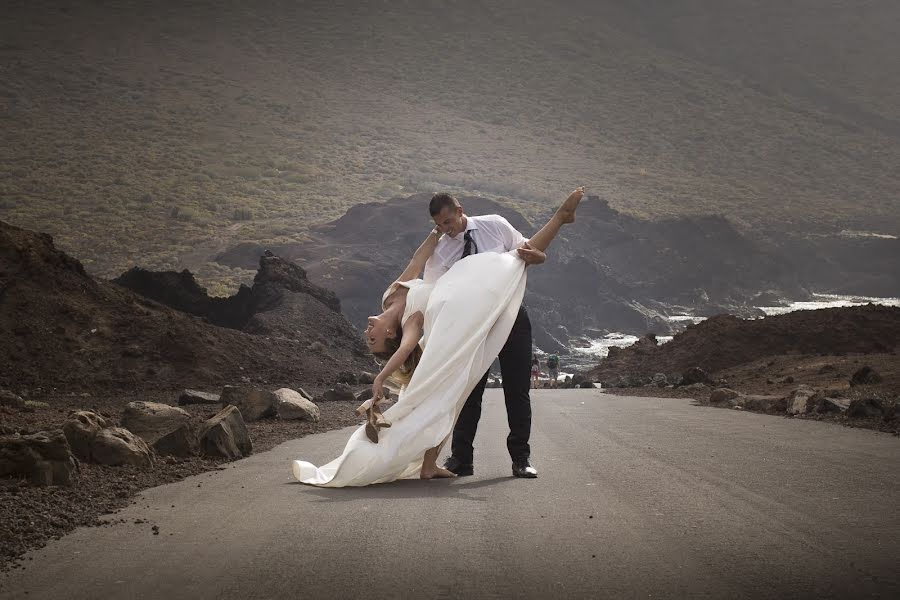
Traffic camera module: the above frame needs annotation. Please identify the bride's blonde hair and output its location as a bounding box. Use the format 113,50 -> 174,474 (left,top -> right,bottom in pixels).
373,327 -> 423,387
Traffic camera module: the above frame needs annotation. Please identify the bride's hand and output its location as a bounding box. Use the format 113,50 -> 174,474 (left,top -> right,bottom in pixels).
517,242 -> 546,266
372,377 -> 385,402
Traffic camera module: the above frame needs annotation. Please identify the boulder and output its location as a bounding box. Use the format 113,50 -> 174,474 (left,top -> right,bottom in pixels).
358,372 -> 376,385
296,387 -> 314,401
812,397 -> 849,414
652,373 -> 668,387
680,367 -> 712,386
199,405 -> 252,460
122,401 -> 191,443
0,430 -> 79,486
0,390 -> 26,410
274,388 -> 321,422
709,388 -> 741,408
220,386 -> 276,421
742,395 -> 788,414
846,398 -> 885,418
323,384 -> 356,402
62,410 -> 110,462
152,424 -> 198,458
850,366 -> 883,387
178,389 -> 221,406
91,427 -> 153,467
786,385 -> 820,415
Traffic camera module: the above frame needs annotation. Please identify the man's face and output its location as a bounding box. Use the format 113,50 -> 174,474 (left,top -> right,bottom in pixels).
433,205 -> 465,237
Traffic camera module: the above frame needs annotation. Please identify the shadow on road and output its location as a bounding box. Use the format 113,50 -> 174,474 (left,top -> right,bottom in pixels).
288,476 -> 515,502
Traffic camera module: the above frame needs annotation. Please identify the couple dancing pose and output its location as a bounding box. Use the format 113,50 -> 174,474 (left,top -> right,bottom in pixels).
292,187 -> 585,487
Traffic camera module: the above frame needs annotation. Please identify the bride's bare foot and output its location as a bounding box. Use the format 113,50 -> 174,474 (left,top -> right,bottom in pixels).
420,465 -> 458,479
556,186 -> 585,224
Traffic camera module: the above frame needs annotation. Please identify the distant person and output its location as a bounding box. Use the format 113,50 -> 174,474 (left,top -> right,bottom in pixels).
547,353 -> 560,388
292,188 -> 586,486
531,356 -> 541,388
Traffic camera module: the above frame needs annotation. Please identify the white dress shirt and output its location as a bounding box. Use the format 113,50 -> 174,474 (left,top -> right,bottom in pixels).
423,214 -> 527,283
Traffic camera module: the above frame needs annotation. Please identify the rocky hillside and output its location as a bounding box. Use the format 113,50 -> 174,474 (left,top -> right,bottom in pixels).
213,193 -> 815,351
585,304 -> 900,385
0,220 -> 374,393
1,0 -> 898,293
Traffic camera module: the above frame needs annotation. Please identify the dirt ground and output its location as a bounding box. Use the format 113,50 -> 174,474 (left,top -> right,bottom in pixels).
0,388 -> 367,572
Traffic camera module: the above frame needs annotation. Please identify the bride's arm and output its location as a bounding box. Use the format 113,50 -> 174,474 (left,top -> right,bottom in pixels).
396,229 -> 441,283
372,317 -> 424,398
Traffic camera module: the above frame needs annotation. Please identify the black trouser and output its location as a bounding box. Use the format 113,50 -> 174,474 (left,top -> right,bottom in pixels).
451,305 -> 532,464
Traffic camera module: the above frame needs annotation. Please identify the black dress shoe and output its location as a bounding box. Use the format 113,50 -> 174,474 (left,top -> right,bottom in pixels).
443,456 -> 474,477
511,459 -> 538,478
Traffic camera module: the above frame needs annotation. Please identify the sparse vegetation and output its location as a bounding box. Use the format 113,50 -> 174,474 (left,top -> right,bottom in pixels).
1,1 -> 898,295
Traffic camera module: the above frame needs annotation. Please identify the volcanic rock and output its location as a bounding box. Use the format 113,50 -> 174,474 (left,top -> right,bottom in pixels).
846,398 -> 885,419
91,427 -> 153,467
62,410 -> 110,462
0,430 -> 79,486
220,386 -> 276,422
178,389 -> 221,406
850,366 -> 883,387
274,388 -> 320,422
199,405 -> 252,459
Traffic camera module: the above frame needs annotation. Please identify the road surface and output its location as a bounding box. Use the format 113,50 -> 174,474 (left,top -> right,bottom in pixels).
2,390 -> 898,599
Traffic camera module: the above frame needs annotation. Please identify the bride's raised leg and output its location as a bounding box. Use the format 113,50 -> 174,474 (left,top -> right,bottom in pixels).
526,187 -> 585,252
420,446 -> 457,479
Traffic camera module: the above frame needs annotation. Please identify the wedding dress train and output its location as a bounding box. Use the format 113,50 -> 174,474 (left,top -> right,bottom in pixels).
292,250 -> 526,487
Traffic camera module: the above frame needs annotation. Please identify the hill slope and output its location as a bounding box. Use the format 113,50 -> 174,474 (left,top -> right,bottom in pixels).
1,0 -> 898,293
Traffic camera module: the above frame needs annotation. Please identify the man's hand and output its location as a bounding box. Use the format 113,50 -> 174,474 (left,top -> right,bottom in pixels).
517,241 -> 546,266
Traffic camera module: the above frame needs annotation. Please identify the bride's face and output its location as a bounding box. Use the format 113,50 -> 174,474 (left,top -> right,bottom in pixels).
364,314 -> 397,353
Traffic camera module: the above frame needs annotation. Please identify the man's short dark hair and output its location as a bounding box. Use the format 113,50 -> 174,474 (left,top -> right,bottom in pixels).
429,193 -> 459,216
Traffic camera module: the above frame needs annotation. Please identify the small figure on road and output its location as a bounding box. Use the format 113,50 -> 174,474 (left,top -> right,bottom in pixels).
531,356 -> 541,388
547,353 -> 560,388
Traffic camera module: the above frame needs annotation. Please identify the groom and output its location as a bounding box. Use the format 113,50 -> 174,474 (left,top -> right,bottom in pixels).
424,193 -> 544,478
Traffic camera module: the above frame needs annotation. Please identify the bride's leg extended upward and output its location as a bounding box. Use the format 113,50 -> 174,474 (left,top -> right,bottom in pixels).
527,186 -> 584,252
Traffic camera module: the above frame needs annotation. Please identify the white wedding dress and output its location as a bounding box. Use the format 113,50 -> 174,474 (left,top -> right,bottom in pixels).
292,250 -> 527,487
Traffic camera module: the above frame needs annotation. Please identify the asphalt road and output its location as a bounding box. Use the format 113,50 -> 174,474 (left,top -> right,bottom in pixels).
2,390 -> 899,599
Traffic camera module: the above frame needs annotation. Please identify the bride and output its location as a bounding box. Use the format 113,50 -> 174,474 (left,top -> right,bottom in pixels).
292,187 -> 585,486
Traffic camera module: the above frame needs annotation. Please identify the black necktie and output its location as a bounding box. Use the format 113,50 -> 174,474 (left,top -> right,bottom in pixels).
461,230 -> 478,258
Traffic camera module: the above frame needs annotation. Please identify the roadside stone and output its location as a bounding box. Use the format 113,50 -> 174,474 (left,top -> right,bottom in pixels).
178,389 -> 221,406
680,367 -> 712,386
358,372 -> 376,385
274,388 -> 320,422
220,386 -> 276,421
0,430 -> 79,486
323,384 -> 356,402
0,390 -> 25,410
742,394 -> 788,414
812,397 -> 849,414
786,385 -> 820,415
152,424 -> 198,458
846,398 -> 885,418
850,366 -> 883,387
652,373 -> 668,387
62,410 -> 110,462
91,427 -> 153,467
708,388 -> 740,407
199,405 -> 252,460
296,387 -> 314,401
122,401 -> 191,445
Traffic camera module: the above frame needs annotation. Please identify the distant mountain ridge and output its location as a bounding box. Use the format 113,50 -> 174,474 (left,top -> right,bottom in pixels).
1,0 -> 898,293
